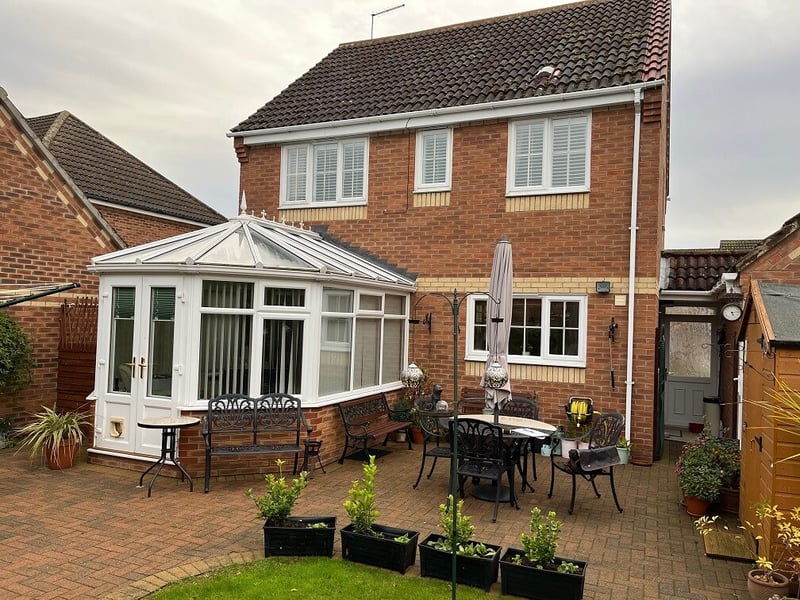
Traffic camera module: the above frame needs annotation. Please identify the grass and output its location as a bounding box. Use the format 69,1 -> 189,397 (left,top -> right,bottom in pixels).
148,557 -> 496,599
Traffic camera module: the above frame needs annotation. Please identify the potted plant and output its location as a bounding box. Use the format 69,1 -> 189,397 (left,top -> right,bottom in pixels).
500,507 -> 587,600
246,459 -> 336,557
340,455 -> 419,573
15,404 -> 88,469
616,436 -> 632,465
708,435 -> 740,514
675,427 -> 723,516
696,500 -> 800,600
419,494 -> 501,591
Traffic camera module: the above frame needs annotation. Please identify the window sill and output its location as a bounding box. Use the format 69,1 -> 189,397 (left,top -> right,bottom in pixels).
506,186 -> 589,197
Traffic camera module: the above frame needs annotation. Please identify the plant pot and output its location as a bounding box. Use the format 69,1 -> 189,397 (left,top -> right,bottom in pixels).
340,523 -> 419,574
262,516 -> 336,557
500,548 -> 587,600
560,438 -> 578,457
718,485 -> 739,515
617,447 -> 629,465
684,496 -> 711,517
410,428 -> 425,445
46,439 -> 79,470
418,533 -> 501,591
540,443 -> 552,457
395,431 -> 407,443
747,569 -> 791,600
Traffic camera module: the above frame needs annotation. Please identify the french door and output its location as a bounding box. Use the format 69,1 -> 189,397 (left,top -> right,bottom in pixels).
96,276 -> 181,456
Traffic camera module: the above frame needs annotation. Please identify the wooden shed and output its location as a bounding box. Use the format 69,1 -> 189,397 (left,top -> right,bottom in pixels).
739,280 -> 800,555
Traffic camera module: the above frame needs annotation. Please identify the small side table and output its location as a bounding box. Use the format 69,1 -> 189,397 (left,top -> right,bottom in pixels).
302,439 -> 326,478
137,416 -> 200,497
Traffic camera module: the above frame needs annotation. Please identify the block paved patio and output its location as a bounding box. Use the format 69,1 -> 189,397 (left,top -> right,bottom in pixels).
0,439 -> 751,599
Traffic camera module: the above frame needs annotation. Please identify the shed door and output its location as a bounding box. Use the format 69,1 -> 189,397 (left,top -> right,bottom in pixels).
663,316 -> 719,433
96,277 -> 179,456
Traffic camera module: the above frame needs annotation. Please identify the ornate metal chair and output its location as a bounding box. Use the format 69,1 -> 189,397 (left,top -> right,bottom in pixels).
548,412 -> 625,514
500,393 -> 540,487
412,397 -> 453,489
453,418 -> 517,522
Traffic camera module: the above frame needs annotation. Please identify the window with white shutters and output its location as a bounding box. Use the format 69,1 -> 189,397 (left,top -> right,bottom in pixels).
280,138 -> 368,206
415,129 -> 452,190
507,114 -> 589,194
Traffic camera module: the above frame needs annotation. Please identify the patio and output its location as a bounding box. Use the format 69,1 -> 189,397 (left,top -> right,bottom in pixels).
0,440 -> 750,599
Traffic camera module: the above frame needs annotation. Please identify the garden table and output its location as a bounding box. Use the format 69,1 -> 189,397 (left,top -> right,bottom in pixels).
136,416 -> 199,497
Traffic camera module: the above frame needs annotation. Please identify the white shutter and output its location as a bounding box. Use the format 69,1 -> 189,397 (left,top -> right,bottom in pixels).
342,141 -> 365,199
313,144 -> 337,202
422,131 -> 448,185
285,146 -> 307,202
514,122 -> 544,187
551,117 -> 587,188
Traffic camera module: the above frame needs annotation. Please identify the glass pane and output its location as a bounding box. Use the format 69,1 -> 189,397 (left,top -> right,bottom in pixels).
526,299 -> 542,326
323,289 -> 353,313
527,329 -> 541,356
109,287 -> 135,393
319,315 -> 352,396
264,288 -> 305,307
473,299 -> 487,351
148,287 -> 175,397
509,327 -> 524,354
384,295 -> 405,315
511,298 -> 525,326
564,302 -> 579,328
668,321 -> 712,378
313,144 -> 337,202
359,294 -> 381,311
202,281 -> 254,309
197,313 -> 252,399
261,319 -> 303,395
549,329 -> 564,355
354,318 -> 380,388
381,319 -> 403,384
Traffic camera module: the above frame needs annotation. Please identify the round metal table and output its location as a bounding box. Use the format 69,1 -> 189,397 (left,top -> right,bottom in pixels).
137,416 -> 200,497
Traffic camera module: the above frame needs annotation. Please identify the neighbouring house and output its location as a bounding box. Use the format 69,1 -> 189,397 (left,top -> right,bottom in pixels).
222,0 -> 671,468
0,86 -> 225,426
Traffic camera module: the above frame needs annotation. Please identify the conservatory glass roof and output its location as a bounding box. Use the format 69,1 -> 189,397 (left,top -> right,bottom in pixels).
90,215 -> 416,289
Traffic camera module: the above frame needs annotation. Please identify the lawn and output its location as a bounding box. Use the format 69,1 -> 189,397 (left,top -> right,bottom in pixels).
149,556 -> 496,599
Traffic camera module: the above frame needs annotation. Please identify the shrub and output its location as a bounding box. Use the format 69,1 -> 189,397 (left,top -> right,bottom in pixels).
0,313 -> 33,393
343,455 -> 379,535
245,459 -> 308,524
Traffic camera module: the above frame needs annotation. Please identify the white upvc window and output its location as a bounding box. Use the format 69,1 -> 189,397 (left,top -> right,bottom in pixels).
415,128 -> 452,191
467,294 -> 587,368
280,138 -> 368,206
507,114 -> 590,195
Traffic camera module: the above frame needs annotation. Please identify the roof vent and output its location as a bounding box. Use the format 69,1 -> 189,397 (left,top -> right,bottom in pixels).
535,65 -> 555,79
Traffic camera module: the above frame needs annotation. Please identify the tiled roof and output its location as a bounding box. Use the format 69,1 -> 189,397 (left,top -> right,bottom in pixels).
662,249 -> 747,292
26,112 -> 225,225
232,0 -> 670,132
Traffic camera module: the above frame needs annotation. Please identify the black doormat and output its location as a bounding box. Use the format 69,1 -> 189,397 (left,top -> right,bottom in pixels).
344,448 -> 391,462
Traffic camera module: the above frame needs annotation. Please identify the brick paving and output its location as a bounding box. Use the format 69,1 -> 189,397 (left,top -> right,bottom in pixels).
0,441 -> 750,599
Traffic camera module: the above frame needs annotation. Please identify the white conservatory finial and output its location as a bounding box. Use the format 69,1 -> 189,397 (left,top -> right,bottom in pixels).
239,190 -> 247,215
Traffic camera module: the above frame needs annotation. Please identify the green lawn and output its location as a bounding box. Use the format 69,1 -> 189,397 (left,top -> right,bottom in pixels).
149,557 -> 497,599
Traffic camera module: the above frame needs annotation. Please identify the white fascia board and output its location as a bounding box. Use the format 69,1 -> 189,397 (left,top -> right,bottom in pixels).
233,81 -> 664,145
659,290 -> 718,304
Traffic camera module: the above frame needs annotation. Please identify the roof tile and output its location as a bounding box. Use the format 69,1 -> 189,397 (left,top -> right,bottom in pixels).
232,0 -> 670,132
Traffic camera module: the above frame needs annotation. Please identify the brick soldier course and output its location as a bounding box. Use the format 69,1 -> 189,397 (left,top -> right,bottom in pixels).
1,441 -> 749,599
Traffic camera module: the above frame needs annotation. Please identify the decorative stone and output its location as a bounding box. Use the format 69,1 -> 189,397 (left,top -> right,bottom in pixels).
401,362 -> 424,388
484,360 -> 509,389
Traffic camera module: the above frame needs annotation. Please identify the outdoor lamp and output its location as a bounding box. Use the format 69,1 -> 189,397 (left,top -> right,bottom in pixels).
483,360 -> 509,389
401,362 -> 424,388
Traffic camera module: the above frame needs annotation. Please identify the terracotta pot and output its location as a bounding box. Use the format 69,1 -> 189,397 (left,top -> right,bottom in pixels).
410,428 -> 425,445
684,496 -> 710,517
718,486 -> 739,515
746,569 -> 790,600
46,439 -> 79,470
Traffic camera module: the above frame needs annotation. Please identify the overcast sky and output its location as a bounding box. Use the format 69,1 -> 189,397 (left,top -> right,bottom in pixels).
2,0 -> 798,249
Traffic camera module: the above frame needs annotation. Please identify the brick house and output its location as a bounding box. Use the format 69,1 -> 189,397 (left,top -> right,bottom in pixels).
228,0 -> 671,465
0,86 -> 224,424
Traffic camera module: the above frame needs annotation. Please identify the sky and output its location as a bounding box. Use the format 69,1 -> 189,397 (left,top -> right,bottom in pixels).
1,0 -> 798,249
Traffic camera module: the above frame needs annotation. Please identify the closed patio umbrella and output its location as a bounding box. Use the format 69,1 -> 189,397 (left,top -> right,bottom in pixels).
480,236 -> 513,419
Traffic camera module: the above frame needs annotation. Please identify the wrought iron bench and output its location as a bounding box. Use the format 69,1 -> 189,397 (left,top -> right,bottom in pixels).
337,393 -> 412,464
202,392 -> 312,492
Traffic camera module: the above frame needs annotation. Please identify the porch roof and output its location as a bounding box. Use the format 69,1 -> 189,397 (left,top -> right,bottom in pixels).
89,214 -> 416,289
751,281 -> 800,346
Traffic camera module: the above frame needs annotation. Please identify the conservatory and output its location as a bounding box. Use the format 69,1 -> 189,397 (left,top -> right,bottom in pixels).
88,214 -> 415,460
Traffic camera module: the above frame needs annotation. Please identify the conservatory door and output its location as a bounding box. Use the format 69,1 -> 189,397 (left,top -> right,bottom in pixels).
98,278 -> 179,456
663,315 -> 719,435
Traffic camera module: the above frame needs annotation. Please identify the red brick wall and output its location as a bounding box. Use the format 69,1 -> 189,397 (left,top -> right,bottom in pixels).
96,205 -> 209,247
235,93 -> 668,465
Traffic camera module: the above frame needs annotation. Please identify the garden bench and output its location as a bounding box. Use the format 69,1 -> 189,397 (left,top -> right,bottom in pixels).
202,392 -> 312,492
337,393 -> 412,463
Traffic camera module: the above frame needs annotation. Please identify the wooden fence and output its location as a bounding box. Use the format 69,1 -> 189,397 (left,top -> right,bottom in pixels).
58,298 -> 98,414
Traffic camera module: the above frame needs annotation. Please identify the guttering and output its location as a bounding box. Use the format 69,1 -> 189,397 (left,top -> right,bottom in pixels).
624,87 -> 642,442
232,81 -> 665,145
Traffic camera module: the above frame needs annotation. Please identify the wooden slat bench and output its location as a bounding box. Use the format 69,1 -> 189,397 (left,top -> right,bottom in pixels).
337,393 -> 412,464
202,392 -> 312,492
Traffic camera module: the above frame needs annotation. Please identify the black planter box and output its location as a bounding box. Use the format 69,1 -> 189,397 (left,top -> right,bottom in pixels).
418,533 -> 501,591
500,548 -> 587,600
263,516 -> 336,557
340,523 -> 419,574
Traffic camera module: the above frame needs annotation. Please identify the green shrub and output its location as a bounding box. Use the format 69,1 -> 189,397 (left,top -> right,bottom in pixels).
0,313 -> 33,393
